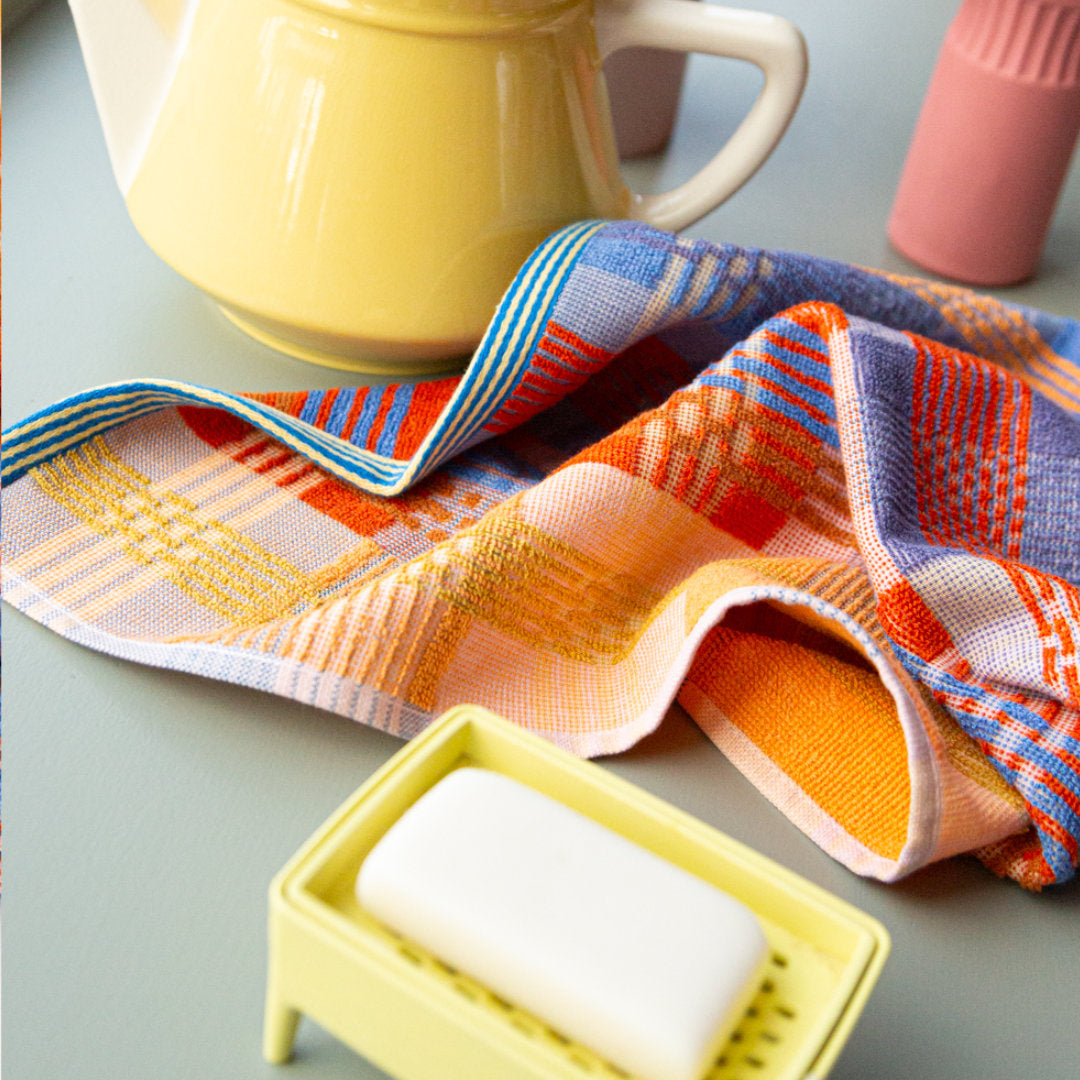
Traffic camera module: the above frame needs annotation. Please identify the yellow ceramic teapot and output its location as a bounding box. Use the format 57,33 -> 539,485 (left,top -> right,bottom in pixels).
71,0 -> 806,372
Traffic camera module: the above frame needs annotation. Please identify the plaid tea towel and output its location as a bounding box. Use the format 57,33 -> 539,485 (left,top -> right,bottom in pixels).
4,221 -> 1079,888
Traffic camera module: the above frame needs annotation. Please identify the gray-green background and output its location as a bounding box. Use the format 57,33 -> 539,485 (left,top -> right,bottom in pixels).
5,2 -> 1079,1078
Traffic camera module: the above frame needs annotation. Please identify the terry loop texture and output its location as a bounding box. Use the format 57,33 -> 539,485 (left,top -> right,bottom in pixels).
4,221 -> 1079,888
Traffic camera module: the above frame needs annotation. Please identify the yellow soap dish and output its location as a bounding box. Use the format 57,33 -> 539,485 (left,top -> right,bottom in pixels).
264,705 -> 890,1080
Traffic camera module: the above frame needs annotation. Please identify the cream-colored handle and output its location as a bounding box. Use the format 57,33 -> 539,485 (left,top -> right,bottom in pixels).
596,0 -> 807,231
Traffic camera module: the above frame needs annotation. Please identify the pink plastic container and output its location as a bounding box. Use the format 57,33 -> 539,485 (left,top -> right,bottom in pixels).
888,0 -> 1080,286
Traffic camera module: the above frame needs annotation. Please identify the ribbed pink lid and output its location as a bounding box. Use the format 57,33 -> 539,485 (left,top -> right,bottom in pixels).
949,0 -> 1080,85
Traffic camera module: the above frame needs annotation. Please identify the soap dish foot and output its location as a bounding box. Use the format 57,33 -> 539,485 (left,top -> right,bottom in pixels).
263,993 -> 301,1064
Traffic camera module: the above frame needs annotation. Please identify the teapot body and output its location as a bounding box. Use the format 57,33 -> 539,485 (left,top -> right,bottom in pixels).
74,0 -> 809,370
125,0 -> 629,370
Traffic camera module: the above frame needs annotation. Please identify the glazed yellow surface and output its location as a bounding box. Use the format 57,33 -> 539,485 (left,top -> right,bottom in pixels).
126,0 -> 628,368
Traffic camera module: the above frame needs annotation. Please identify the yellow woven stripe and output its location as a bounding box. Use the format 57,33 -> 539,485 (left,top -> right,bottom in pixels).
787,561 -> 886,643
704,251 -> 775,322
632,246 -> 774,339
30,437 -> 318,624
404,604 -> 473,711
400,509 -> 667,664
925,695 -> 1028,810
2,385 -> 386,488
695,558 -> 884,645
681,561 -> 772,632
83,438 -> 306,591
308,547 -> 394,598
4,402 -> 175,478
6,390 -> 179,440
678,559 -> 867,638
880,271 -> 1080,411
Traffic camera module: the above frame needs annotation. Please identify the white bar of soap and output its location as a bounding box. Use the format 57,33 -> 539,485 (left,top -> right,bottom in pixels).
356,768 -> 768,1080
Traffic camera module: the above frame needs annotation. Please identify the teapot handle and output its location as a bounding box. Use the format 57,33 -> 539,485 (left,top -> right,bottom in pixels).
595,0 -> 807,232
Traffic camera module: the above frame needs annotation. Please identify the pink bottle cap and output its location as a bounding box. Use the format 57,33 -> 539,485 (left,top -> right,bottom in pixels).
888,0 -> 1080,286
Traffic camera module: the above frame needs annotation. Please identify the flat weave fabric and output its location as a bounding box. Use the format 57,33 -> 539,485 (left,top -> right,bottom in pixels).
4,221 -> 1079,888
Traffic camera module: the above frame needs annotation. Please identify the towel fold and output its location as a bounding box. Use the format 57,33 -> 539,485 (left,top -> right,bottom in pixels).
4,221 -> 1078,887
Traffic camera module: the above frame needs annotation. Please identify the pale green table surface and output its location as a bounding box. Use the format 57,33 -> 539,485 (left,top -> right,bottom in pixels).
4,3 -> 1080,1079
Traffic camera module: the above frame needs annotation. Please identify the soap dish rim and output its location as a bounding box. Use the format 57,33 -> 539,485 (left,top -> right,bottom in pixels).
269,704 -> 890,1080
